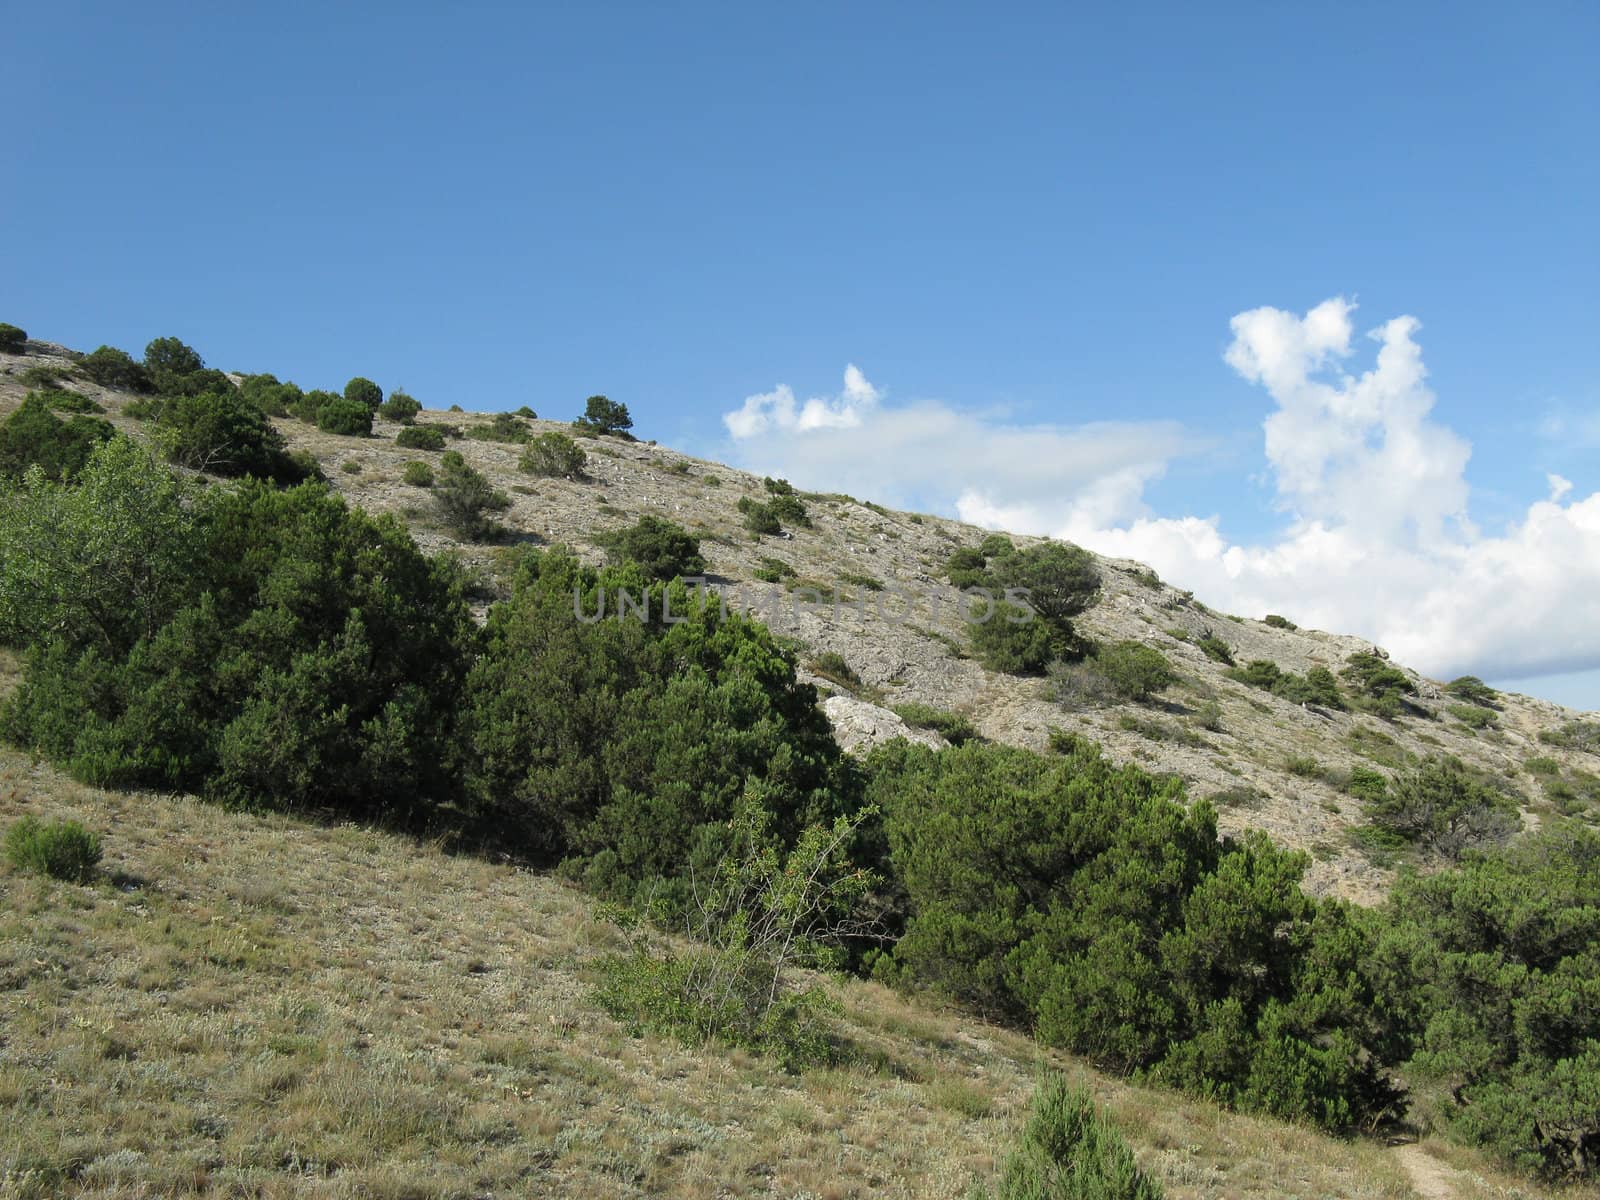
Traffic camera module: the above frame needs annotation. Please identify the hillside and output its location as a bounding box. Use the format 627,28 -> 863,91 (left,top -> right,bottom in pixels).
4,337 -> 1593,905
0,732 -> 1562,1200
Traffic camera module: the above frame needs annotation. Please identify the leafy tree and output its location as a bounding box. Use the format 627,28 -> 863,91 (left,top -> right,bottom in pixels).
991,542 -> 1100,628
1364,756 -> 1521,859
0,450 -> 475,820
433,450 -> 509,540
143,337 -> 204,378
344,376 -> 383,410
315,396 -> 374,437
603,515 -> 705,581
1094,641 -> 1176,702
1195,630 -> 1234,665
0,323 -> 25,353
0,394 -> 115,480
378,390 -> 421,423
156,389 -> 293,478
520,430 -> 587,478
1341,651 -> 1415,717
292,388 -> 340,424
576,394 -> 632,435
79,345 -> 150,391
396,425 -> 446,451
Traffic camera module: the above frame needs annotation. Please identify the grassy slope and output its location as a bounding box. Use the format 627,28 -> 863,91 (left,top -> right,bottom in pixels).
0,728 -> 1576,1200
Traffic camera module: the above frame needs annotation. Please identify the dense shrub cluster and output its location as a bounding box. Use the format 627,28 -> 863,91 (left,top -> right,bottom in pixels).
466,412 -> 533,444
1227,659 -> 1345,708
79,345 -> 151,390
395,425 -> 446,451
1362,756 -> 1521,859
863,739 -> 1404,1129
950,541 -> 1099,673
0,323 -> 26,353
601,515 -> 705,581
344,377 -> 382,410
0,439 -> 473,819
314,396 -> 374,437
156,388 -> 301,479
0,393 -> 115,480
238,373 -> 304,418
1340,651 -> 1416,717
520,430 -> 586,477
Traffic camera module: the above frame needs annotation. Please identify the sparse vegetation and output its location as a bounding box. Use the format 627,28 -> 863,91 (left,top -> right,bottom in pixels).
466,411 -> 534,444
892,702 -> 981,745
980,1073 -> 1165,1200
1540,720 -> 1600,755
1362,755 -> 1521,859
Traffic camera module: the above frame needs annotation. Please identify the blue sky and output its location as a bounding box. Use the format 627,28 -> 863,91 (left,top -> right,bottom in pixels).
3,2 -> 1597,706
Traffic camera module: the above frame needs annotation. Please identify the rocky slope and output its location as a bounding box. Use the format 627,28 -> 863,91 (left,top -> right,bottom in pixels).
4,337 -> 1595,904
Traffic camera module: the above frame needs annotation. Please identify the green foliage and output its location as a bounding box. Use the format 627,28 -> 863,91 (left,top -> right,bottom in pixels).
1227,660 -> 1344,709
1263,613 -> 1297,630
340,460 -> 362,475
463,552 -> 848,895
0,323 -> 26,353
237,373 -> 303,418
156,389 -> 297,479
864,739 -> 1402,1128
0,394 -> 115,480
18,365 -> 78,390
991,542 -> 1100,628
519,431 -> 587,478
401,461 -> 434,488
433,452 -> 510,540
1445,675 -> 1499,707
1540,721 -> 1600,755
1363,756 -> 1521,859
890,703 -> 981,746
343,377 -> 383,410
1195,630 -> 1234,666
378,391 -> 421,423
78,345 -> 150,391
0,445 -> 474,820
593,793 -> 870,1072
395,425 -> 446,451
315,396 -> 374,437
957,542 -> 1099,674
737,495 -> 782,535
945,547 -> 989,588
1093,641 -> 1176,702
466,412 -> 533,444
1526,755 -> 1562,776
1284,755 -> 1322,778
984,1074 -> 1164,1200
752,556 -> 796,583
1448,703 -> 1499,730
142,337 -> 222,397
837,571 -> 883,592
4,815 -> 101,883
969,599 -> 1058,674
978,533 -> 1015,560
1347,766 -> 1388,804
809,651 -> 859,690
1341,651 -> 1415,717
1374,827 -> 1600,1177
602,516 -> 704,581
575,394 -> 633,435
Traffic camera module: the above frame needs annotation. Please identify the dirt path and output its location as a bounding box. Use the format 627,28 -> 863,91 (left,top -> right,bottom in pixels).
1392,1143 -> 1461,1199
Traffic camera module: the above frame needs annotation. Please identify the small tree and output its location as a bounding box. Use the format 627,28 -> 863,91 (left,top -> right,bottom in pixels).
433,451 -> 509,540
1095,641 -> 1177,702
344,377 -> 383,410
78,345 -> 151,391
378,390 -> 421,423
316,397 -> 374,437
1446,675 -> 1499,707
603,515 -> 705,581
576,394 -> 632,435
520,431 -> 587,478
0,323 -> 26,353
1365,756 -> 1521,859
984,1073 -> 1165,1200
143,336 -> 204,379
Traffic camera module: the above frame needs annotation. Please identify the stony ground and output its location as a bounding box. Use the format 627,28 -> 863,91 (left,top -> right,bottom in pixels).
3,340 -> 1597,905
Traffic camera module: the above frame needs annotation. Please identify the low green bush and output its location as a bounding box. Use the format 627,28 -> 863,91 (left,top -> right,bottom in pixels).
520,431 -> 587,477
1195,630 -> 1234,665
981,1073 -> 1164,1200
466,412 -> 533,444
891,703 -> 981,746
315,397 -> 374,437
1094,641 -> 1176,702
0,323 -> 26,353
433,452 -> 510,540
1263,613 -> 1297,630
1445,675 -> 1499,706
156,390 -> 296,480
809,651 -> 859,690
378,391 -> 421,423
752,556 -> 796,583
395,425 -> 446,451
601,516 -> 704,581
78,345 -> 150,391
1448,703 -> 1498,730
4,815 -> 102,882
1362,756 -> 1520,859
574,394 -> 632,436
0,394 -> 115,480
401,461 -> 434,487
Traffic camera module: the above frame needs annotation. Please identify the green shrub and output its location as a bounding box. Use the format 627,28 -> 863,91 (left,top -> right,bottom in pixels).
737,496 -> 783,535
238,373 -> 302,417
891,703 -> 981,746
466,412 -> 533,444
514,405 -> 537,418
1347,766 -> 1388,803
1263,613 -> 1297,630
520,431 -> 587,477
141,337 -> 221,396
1341,651 -> 1415,717
810,650 -> 860,689
752,556 -> 796,583
1363,756 -> 1520,859
0,394 -> 115,481
395,425 -> 445,451
1448,703 -> 1499,730
1526,756 -> 1562,777
315,396 -> 374,437
983,1073 -> 1164,1200
575,394 -> 632,436
1445,675 -> 1499,706
18,365 -> 77,390
946,547 -> 989,588
156,389 -> 295,479
969,599 -> 1058,674
340,459 -> 361,475
344,376 -> 383,410
378,391 -> 421,423
602,516 -> 704,581
978,533 -> 1015,559
837,571 -> 883,592
1195,630 -> 1234,665
1540,721 -> 1600,755
0,441 -> 474,818
433,452 -> 510,540
4,815 -> 101,882
401,461 -> 434,488
78,345 -> 150,391
1284,755 -> 1322,778
0,323 -> 26,353
1094,641 -> 1176,702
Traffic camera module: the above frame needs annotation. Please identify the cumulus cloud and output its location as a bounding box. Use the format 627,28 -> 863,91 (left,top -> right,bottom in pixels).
717,303 -> 1600,693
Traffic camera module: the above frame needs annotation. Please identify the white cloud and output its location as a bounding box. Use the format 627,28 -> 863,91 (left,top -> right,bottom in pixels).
717,303 -> 1600,694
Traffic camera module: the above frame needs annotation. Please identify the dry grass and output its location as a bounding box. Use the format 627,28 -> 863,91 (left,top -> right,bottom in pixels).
0,747 -> 1501,1200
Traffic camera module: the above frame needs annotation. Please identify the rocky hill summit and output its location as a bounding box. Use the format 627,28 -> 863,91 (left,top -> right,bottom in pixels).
4,335 -> 1593,904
